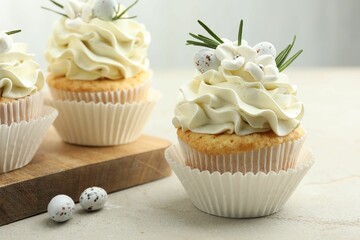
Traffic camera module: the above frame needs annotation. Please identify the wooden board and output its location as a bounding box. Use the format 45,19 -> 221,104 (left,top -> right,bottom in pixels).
0,128 -> 172,226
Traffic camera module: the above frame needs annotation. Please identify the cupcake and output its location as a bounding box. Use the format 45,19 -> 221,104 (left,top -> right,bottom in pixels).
43,0 -> 159,146
166,20 -> 314,218
0,30 -> 44,125
0,30 -> 58,173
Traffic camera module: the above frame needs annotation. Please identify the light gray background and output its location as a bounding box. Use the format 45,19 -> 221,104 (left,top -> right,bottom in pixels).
0,0 -> 359,71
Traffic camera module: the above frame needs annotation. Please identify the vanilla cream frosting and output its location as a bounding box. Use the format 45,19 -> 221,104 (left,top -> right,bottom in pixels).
0,43 -> 44,99
45,16 -> 150,80
173,40 -> 304,136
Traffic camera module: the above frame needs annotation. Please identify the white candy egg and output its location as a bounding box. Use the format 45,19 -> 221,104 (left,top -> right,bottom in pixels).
254,42 -> 276,57
47,195 -> 75,223
0,33 -> 13,54
79,187 -> 108,211
93,0 -> 117,21
194,49 -> 220,73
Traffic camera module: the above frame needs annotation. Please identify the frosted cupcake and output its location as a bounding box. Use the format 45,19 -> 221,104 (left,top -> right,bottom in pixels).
0,30 -> 58,172
43,0 -> 159,146
173,20 -> 305,174
166,20 -> 314,218
0,30 -> 44,125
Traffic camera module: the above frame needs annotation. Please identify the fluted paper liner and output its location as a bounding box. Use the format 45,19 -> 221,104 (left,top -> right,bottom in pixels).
45,89 -> 160,146
0,106 -> 58,173
165,144 -> 314,218
178,136 -> 305,174
49,79 -> 151,104
0,91 -> 44,125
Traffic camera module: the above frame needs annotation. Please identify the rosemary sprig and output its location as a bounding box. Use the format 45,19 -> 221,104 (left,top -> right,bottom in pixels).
186,40 -> 215,49
42,0 -> 68,18
112,0 -> 138,21
189,33 -> 219,48
278,50 -> 303,72
197,20 -> 224,44
238,19 -> 243,46
276,35 -> 303,72
41,6 -> 69,18
50,0 -> 63,9
5,30 -> 21,35
187,20 -> 224,49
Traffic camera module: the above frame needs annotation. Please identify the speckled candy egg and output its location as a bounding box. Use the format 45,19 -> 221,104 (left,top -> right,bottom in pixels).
194,49 -> 220,73
79,187 -> 108,211
47,195 -> 75,223
93,0 -> 117,21
254,42 -> 276,57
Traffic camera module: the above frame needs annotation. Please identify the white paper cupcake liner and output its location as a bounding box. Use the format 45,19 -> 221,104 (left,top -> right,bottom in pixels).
0,106 -> 58,173
45,89 -> 161,146
48,79 -> 151,104
0,91 -> 44,125
165,144 -> 314,218
178,136 -> 305,174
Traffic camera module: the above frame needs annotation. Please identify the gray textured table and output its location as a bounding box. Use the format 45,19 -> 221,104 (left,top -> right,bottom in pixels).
0,68 -> 359,239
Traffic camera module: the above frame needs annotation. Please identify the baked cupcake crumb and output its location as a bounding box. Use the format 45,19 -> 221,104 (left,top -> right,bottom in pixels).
47,71 -> 150,93
177,126 -> 305,155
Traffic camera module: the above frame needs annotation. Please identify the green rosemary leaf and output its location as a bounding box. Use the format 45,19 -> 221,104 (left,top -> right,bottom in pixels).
50,0 -> 63,9
5,30 -> 21,35
113,0 -> 139,21
279,49 -> 303,72
197,20 -> 223,44
186,40 -> 216,49
277,35 -> 297,67
41,6 -> 68,18
238,19 -> 243,46
275,44 -> 291,66
113,5 -> 121,15
189,33 -> 220,47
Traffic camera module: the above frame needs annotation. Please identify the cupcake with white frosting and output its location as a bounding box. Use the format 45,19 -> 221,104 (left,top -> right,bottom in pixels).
165,20 -> 314,218
0,30 -> 58,172
43,0 -> 159,146
0,30 -> 45,125
173,20 -> 305,174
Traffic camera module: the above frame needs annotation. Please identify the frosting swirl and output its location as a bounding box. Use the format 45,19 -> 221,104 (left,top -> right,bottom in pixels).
45,17 -> 150,80
173,40 -> 304,136
0,43 -> 44,99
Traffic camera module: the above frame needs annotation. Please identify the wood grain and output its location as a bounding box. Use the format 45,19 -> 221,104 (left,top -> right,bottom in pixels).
0,128 -> 172,226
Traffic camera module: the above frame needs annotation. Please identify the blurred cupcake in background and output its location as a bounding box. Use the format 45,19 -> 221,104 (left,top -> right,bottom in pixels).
166,20 -> 314,218
43,0 -> 159,146
0,29 -> 58,173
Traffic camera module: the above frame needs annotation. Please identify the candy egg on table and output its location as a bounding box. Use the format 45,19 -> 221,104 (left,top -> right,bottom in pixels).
93,0 -> 117,21
194,48 -> 220,73
47,195 -> 75,223
79,187 -> 108,211
0,32 -> 13,54
254,42 -> 276,57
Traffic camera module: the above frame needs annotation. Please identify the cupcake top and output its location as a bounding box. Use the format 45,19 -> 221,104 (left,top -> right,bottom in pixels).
173,20 -> 304,137
44,0 -> 150,81
0,30 -> 44,99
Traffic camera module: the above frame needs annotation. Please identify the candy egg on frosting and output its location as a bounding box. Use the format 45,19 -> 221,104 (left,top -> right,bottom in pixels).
47,195 -> 75,223
93,0 -> 117,21
254,42 -> 276,57
194,49 -> 220,73
79,187 -> 108,211
0,32 -> 13,54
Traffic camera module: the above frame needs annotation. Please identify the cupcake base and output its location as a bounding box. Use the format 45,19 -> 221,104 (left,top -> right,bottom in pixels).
165,144 -> 314,218
45,89 -> 161,146
0,106 -> 58,173
178,136 -> 305,174
0,91 -> 44,125
47,71 -> 152,104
